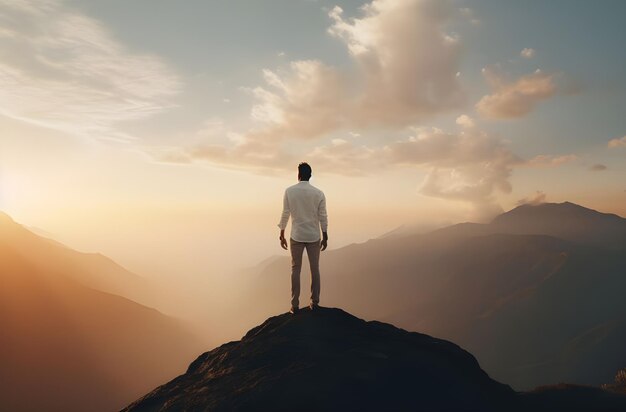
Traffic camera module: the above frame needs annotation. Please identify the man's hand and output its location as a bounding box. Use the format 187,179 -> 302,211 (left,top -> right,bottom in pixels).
321,231 -> 328,251
279,229 -> 288,250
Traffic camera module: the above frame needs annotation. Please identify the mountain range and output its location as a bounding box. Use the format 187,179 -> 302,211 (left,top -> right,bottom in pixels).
237,202 -> 626,389
2,201 -> 624,409
0,211 -> 206,412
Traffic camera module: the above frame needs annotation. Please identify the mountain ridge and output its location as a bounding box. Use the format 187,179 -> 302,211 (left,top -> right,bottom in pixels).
123,307 -> 626,411
0,210 -> 206,411
237,201 -> 626,389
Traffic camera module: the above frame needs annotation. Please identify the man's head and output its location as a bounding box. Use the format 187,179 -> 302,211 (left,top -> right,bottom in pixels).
298,162 -> 312,181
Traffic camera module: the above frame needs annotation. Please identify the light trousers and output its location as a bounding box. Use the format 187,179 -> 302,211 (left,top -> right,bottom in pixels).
289,237 -> 321,308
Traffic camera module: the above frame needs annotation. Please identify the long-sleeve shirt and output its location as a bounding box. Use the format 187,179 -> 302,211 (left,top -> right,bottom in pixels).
277,181 -> 328,242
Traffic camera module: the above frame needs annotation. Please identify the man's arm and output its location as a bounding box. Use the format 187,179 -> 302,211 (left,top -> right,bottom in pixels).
319,193 -> 328,251
278,190 -> 290,250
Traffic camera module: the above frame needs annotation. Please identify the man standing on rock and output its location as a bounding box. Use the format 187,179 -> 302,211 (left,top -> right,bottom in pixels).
278,162 -> 328,314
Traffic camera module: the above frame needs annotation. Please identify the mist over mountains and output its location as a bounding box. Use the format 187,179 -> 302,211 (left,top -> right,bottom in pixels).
0,212 -> 205,412
1,201 -> 624,410
239,202 -> 626,389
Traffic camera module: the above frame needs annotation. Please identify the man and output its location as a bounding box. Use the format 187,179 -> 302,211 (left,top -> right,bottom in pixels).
277,162 -> 328,314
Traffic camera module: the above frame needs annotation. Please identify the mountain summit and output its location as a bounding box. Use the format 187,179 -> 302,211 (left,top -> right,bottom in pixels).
490,202 -> 626,247
123,307 -> 512,411
123,307 -> 626,411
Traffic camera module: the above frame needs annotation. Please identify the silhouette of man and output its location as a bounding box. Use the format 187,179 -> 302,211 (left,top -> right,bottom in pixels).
278,162 -> 328,314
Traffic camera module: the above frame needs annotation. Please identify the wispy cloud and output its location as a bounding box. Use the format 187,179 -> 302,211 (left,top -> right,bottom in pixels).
476,67 -> 558,119
608,136 -> 626,148
154,113 -> 520,217
524,154 -> 578,167
458,7 -> 480,26
520,48 -> 535,59
0,0 -> 181,141
516,190 -> 546,206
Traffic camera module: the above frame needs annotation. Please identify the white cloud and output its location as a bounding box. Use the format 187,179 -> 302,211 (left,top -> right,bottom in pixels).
169,0 -> 468,171
157,119 -> 518,217
303,121 -> 519,210
386,125 -> 518,215
520,48 -> 536,59
608,136 -> 626,148
213,0 -> 464,147
476,67 -> 558,119
0,0 -> 181,141
455,114 -> 475,128
144,0 -> 541,217
306,122 -> 520,214
327,0 -> 464,126
249,60 -> 348,140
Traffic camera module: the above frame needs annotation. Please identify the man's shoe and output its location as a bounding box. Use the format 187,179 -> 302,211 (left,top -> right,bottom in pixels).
309,303 -> 319,311
289,306 -> 299,314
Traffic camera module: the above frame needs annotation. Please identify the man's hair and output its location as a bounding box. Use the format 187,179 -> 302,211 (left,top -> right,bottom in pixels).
298,162 -> 312,180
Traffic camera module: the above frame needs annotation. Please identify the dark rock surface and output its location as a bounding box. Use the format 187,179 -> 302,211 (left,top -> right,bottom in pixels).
122,307 -> 626,411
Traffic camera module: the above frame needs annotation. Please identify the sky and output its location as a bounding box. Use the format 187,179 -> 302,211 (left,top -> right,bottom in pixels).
1,0 -> 625,277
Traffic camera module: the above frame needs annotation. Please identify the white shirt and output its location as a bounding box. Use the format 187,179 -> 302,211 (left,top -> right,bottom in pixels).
278,181 -> 328,242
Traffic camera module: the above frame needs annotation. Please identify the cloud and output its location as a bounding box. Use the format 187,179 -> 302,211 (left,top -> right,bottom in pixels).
589,163 -> 607,171
159,0 -> 467,161
524,154 -> 578,167
199,0 -> 465,151
151,0 -> 475,172
455,114 -> 475,128
517,191 -> 546,206
476,67 -> 558,119
304,138 -> 386,176
608,136 -> 626,148
459,7 -> 480,26
155,114 -> 519,216
204,0 -> 464,154
248,60 -> 349,140
143,0 -> 534,218
520,48 -> 535,58
327,0 -> 465,126
295,117 -> 519,213
387,121 -> 518,214
0,0 -> 180,141
306,117 -> 519,218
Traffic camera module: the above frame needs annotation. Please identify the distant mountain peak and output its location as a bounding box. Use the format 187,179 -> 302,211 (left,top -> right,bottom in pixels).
489,201 -> 625,247
494,201 -> 623,222
500,201 -> 602,216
